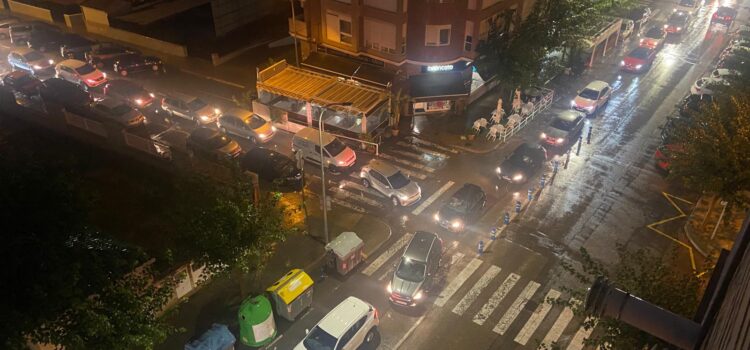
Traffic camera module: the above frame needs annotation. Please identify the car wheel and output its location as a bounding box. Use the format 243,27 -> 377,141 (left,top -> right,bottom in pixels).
362,178 -> 370,188
365,329 -> 376,343
119,69 -> 128,77
391,196 -> 400,207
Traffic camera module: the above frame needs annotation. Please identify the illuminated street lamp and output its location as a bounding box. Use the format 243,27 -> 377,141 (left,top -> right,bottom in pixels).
319,101 -> 352,243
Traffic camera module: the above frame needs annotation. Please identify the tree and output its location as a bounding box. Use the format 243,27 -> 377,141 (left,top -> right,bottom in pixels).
669,94 -> 750,208
547,245 -> 705,349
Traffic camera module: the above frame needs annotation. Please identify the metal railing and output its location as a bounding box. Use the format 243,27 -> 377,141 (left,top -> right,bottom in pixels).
497,88 -> 555,143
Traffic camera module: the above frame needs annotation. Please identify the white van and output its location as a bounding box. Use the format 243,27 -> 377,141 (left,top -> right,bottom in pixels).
295,296 -> 379,350
292,127 -> 356,173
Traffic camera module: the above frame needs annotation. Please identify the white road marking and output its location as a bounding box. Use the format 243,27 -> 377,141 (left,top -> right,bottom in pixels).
514,289 -> 561,345
412,181 -> 455,215
473,273 -> 520,326
396,141 -> 449,159
407,136 -> 459,154
340,179 -> 385,198
361,233 -> 413,276
393,314 -> 426,350
567,318 -> 597,350
452,265 -> 502,316
390,149 -> 430,162
450,252 -> 465,266
493,281 -> 541,335
435,257 -> 482,307
334,187 -> 385,209
379,153 -> 436,172
541,299 -> 578,348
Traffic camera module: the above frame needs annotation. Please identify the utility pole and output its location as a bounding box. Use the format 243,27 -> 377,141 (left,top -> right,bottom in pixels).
289,0 -> 300,67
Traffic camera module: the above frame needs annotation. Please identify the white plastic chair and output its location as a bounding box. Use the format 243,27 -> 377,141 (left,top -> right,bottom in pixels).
491,110 -> 504,125
487,125 -> 503,141
521,101 -> 535,116
507,114 -> 521,129
472,119 -> 483,132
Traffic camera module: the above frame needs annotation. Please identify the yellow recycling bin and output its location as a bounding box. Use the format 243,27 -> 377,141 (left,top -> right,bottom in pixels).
266,269 -> 314,322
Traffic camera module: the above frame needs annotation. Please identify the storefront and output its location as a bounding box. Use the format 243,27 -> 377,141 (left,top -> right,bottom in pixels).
254,60 -> 389,138
409,68 -> 471,115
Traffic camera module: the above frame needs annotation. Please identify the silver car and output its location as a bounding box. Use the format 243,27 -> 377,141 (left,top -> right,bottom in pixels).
91,97 -> 145,128
388,231 -> 442,307
160,93 -> 220,124
216,108 -> 276,144
360,159 -> 421,207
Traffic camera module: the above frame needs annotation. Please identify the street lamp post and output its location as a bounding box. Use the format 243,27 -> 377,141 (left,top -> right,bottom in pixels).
318,102 -> 352,244
289,0 -> 300,67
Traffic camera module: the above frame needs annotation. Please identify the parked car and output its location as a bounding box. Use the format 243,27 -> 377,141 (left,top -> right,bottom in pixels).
55,59 -> 107,89
60,34 -> 98,60
113,53 -> 165,76
26,29 -> 64,52
639,27 -> 666,50
239,147 -> 303,191
571,80 -> 611,115
654,143 -> 683,172
8,21 -> 56,45
292,127 -> 356,173
8,47 -> 54,75
434,184 -> 486,232
90,97 -> 146,127
665,11 -> 691,34
388,232 -> 442,306
216,108 -> 276,143
102,79 -> 155,108
711,6 -> 737,26
187,127 -> 242,160
496,143 -> 547,184
39,77 -> 92,113
294,296 -> 379,350
360,159 -> 421,207
160,94 -> 220,124
690,77 -> 728,96
2,70 -> 42,96
85,43 -> 138,69
620,46 -> 656,73
674,0 -> 701,14
540,110 -> 586,147
0,18 -> 19,39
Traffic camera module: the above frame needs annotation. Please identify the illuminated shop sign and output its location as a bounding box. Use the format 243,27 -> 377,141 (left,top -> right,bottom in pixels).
426,64 -> 454,72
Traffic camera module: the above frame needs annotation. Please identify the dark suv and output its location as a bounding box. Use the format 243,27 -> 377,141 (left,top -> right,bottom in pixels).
388,231 -> 442,307
39,77 -> 91,113
240,147 -> 303,191
113,53 -> 165,76
60,34 -> 98,60
85,43 -> 138,69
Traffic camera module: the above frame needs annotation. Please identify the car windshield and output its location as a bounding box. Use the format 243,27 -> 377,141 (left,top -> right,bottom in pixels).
395,258 -> 426,282
75,64 -> 96,75
630,48 -> 651,59
23,51 -> 43,61
207,134 -> 232,149
187,98 -> 207,110
111,105 -> 132,116
551,117 -> 577,131
246,115 -> 266,129
645,28 -> 663,38
302,326 -> 337,350
324,139 -> 347,156
447,195 -> 469,213
387,171 -> 410,189
579,88 -> 599,100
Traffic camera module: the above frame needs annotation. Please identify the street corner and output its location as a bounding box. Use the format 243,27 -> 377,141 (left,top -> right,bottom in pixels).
352,214 -> 393,259
646,192 -> 700,271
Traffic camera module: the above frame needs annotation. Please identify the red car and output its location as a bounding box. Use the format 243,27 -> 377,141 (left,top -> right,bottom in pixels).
665,11 -> 691,34
639,27 -> 665,50
654,143 -> 683,172
620,47 -> 656,72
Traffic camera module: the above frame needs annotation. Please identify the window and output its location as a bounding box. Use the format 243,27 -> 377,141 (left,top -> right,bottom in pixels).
370,171 -> 388,185
464,21 -> 474,51
364,18 -> 397,54
425,24 -> 451,46
326,12 -> 353,45
340,19 -> 352,44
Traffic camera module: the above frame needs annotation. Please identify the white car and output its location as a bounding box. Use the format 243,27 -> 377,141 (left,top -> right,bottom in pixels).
690,77 -> 729,96
295,297 -> 379,350
571,80 -> 612,115
55,59 -> 107,89
360,159 -> 422,207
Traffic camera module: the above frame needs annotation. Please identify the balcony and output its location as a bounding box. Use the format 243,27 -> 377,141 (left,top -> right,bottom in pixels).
288,17 -> 308,39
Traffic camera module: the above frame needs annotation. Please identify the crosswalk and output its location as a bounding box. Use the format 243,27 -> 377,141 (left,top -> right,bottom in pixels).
361,242 -> 594,349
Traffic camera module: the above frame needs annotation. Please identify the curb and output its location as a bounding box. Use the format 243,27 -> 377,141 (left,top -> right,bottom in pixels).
683,222 -> 710,258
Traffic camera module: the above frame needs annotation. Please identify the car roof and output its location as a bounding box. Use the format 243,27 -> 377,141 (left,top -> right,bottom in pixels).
59,59 -> 87,69
403,231 -> 438,263
296,127 -> 338,146
98,97 -> 126,108
11,47 -> 35,55
513,143 -> 542,155
191,127 -> 219,140
367,159 -> 399,176
222,107 -> 254,120
453,183 -> 483,199
584,80 -> 609,91
555,110 -> 584,122
317,297 -> 370,338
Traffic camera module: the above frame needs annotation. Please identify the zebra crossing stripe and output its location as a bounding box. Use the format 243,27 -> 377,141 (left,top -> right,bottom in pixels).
407,136 -> 459,154
380,153 -> 436,173
361,233 -> 413,276
435,258 -> 482,307
412,181 -> 455,215
452,265 -> 501,316
396,141 -> 449,160
334,187 -> 385,209
514,289 -> 561,345
339,180 -> 385,198
493,281 -> 541,335
567,318 -> 597,350
390,149 -> 431,162
541,299 -> 578,348
473,273 -> 520,326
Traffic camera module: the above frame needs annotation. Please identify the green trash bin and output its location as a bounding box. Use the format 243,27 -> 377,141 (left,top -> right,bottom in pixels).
238,295 -> 277,347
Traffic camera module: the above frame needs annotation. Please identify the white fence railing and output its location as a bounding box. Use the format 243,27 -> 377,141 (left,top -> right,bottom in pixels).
63,109 -> 107,137
122,130 -> 172,160
495,88 -> 555,143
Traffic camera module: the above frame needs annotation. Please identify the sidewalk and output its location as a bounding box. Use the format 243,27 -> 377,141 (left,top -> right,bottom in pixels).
157,192 -> 391,350
684,196 -> 746,258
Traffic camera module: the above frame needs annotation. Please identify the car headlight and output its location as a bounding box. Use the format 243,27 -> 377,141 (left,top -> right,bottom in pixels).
360,171 -> 367,178
495,167 -> 502,174
635,64 -> 643,70
33,65 -> 42,70
135,98 -> 144,105
102,72 -> 107,78
664,24 -> 669,28
337,160 -> 345,165
149,93 -> 155,98
387,282 -> 392,294
433,212 -> 440,221
677,27 -> 682,31
451,220 -> 463,229
413,291 -> 423,300
214,108 -> 221,115
540,132 -> 547,139
271,125 -> 277,132
570,100 -> 576,107
258,133 -> 267,139
512,174 -> 524,181
556,138 -> 565,144
398,194 -> 409,200
639,38 -> 644,43
200,115 -> 210,121
48,59 -> 54,64
620,60 -> 625,66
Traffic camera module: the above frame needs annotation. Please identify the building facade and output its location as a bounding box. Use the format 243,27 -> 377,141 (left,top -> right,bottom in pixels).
291,0 -> 534,115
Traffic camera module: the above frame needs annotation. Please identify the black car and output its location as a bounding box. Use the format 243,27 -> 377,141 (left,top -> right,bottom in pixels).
434,183 -> 486,232
239,148 -> 303,191
60,34 -> 97,60
187,127 -> 242,160
496,143 -> 547,184
26,29 -> 64,52
113,53 -> 165,76
711,6 -> 737,26
102,79 -> 155,108
85,43 -> 138,69
2,70 -> 42,96
39,77 -> 91,113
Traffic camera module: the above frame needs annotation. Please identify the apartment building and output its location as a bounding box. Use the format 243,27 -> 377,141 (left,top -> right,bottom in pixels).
290,0 -> 534,115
